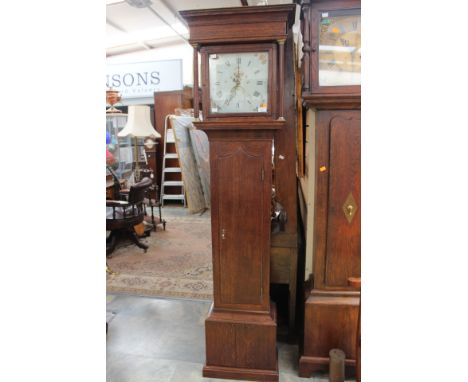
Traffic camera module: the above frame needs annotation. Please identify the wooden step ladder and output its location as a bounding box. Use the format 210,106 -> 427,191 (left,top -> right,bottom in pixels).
160,115 -> 186,207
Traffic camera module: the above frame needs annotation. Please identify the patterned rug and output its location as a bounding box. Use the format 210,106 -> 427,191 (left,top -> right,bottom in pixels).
106,213 -> 213,300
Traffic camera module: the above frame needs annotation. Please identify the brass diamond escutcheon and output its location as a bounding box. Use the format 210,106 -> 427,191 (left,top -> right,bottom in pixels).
342,192 -> 358,224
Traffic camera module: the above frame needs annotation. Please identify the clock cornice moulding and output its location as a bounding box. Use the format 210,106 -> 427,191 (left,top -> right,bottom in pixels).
179,4 -> 296,45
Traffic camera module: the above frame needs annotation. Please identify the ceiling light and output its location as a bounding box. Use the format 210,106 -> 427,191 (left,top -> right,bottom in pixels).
125,0 -> 152,8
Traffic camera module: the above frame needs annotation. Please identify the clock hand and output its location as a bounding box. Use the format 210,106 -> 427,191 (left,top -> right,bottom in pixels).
225,85 -> 238,105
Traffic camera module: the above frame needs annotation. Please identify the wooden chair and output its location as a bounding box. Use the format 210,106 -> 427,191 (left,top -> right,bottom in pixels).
144,186 -> 167,232
348,277 -> 361,382
140,170 -> 166,232
106,177 -> 152,257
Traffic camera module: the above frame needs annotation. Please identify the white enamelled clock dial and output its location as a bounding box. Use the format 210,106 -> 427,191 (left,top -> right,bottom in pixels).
209,51 -> 269,114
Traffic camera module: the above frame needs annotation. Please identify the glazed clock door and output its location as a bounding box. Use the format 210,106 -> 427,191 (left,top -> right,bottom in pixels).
307,0 -> 361,94
318,8 -> 361,87
211,139 -> 271,312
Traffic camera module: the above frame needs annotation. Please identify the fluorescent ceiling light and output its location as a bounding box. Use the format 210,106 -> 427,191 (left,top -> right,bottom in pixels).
126,0 -> 152,7
106,23 -> 188,48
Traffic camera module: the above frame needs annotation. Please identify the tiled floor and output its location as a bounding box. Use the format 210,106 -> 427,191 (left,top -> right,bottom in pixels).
107,294 -> 354,382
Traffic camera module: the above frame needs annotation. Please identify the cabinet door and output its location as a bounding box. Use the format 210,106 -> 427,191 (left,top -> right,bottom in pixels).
211,139 -> 272,312
314,110 -> 361,289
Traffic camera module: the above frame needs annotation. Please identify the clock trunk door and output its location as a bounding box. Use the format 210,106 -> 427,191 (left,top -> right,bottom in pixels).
211,139 -> 271,311
325,113 -> 360,287
315,110 -> 361,289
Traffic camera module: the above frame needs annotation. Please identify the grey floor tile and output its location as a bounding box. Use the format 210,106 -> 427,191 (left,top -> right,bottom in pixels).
106,310 -> 168,358
277,341 -> 300,376
107,352 -> 175,382
107,294 -> 355,382
167,360 -> 251,382
153,322 -> 206,363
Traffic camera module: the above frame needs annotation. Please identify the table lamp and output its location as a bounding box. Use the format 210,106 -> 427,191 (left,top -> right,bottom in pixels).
118,105 -> 161,181
106,88 -> 122,113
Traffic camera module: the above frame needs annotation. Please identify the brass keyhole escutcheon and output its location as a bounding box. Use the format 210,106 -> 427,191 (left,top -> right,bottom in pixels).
342,193 -> 358,224
221,229 -> 226,240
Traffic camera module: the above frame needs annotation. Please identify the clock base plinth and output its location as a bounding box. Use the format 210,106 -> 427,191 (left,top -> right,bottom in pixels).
203,364 -> 278,382
203,303 -> 278,382
299,291 -> 359,378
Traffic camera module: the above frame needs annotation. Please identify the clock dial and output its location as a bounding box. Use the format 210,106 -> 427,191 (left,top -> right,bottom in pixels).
209,51 -> 269,114
318,9 -> 361,86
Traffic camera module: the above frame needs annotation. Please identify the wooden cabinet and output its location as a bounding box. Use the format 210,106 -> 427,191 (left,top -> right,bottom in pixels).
298,0 -> 361,377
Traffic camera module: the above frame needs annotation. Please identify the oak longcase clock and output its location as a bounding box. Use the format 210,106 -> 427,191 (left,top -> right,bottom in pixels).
181,5 -> 295,382
299,0 -> 361,378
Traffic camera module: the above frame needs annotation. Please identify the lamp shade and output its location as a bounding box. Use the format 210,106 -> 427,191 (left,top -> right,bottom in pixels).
118,105 -> 161,138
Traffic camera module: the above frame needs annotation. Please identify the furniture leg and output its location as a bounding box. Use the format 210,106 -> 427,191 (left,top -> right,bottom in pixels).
128,230 -> 148,252
159,204 -> 166,230
106,232 -> 117,258
106,262 -> 117,275
151,205 -> 156,231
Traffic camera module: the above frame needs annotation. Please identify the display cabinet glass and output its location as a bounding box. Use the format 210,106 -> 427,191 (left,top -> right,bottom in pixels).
106,113 -> 133,179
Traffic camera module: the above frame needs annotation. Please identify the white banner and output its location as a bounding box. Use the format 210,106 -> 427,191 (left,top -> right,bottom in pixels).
106,59 -> 183,99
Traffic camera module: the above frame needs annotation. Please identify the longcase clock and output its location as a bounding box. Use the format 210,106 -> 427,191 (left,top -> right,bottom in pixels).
180,5 -> 295,382
298,0 -> 361,377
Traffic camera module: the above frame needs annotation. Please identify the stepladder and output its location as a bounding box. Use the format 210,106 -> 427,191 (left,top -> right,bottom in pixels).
160,115 -> 186,207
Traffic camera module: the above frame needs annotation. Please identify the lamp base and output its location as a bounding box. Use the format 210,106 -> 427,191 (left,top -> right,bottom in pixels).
106,106 -> 122,114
